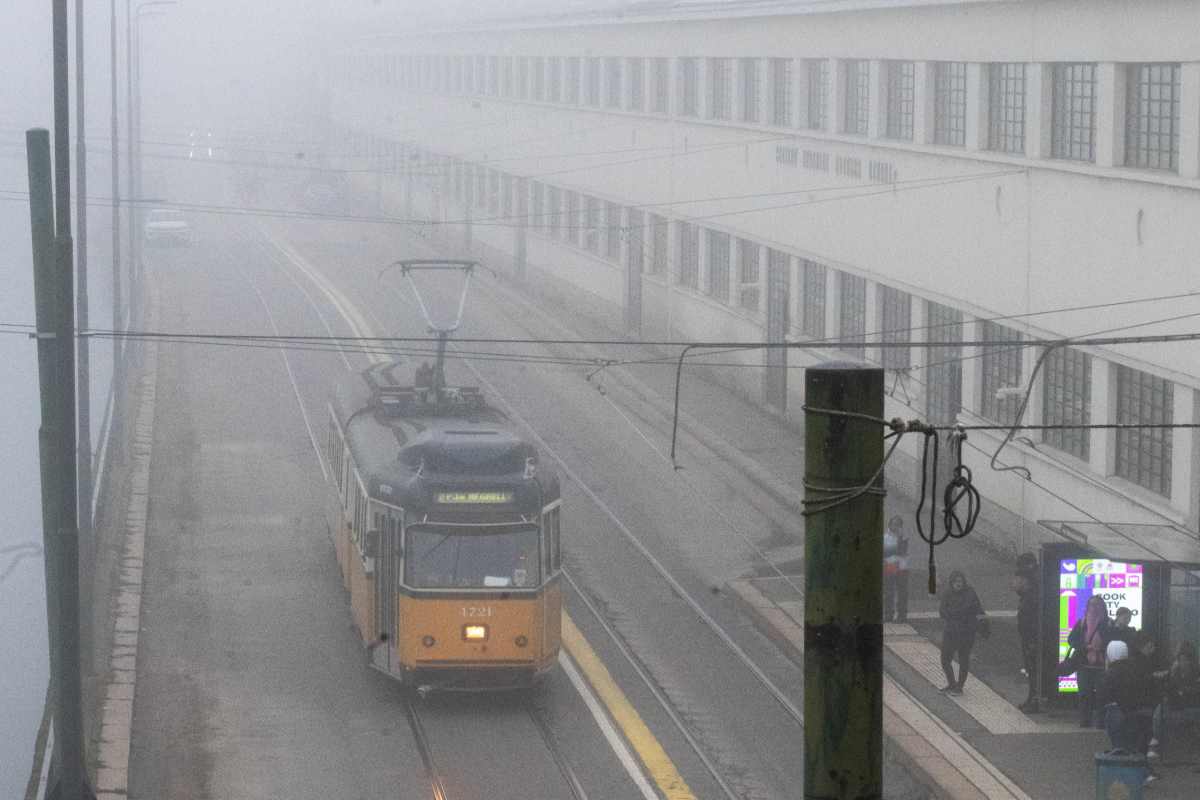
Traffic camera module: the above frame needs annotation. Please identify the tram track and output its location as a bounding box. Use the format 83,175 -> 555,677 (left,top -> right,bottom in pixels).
402,696 -> 451,800
525,698 -> 591,800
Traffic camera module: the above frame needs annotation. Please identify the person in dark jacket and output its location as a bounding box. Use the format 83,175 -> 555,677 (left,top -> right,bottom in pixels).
1107,607 -> 1137,647
1069,595 -> 1112,727
1100,633 -> 1160,757
939,570 -> 984,695
1148,641 -> 1200,760
1013,553 -> 1041,712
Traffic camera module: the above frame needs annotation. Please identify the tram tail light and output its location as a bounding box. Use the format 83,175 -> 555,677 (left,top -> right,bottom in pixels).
463,625 -> 488,641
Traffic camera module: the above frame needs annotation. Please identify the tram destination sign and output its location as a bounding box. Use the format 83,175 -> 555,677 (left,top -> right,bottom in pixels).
435,491 -> 514,505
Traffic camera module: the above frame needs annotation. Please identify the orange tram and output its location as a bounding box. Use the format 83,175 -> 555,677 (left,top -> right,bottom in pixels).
325,360 -> 562,693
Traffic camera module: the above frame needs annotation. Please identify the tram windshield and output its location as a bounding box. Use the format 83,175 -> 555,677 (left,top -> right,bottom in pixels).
404,524 -> 541,589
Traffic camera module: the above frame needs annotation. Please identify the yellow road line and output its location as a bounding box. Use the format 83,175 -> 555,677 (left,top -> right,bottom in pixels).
562,615 -> 696,800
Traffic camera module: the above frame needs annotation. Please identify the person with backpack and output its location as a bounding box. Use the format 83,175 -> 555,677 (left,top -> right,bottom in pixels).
1069,595 -> 1113,727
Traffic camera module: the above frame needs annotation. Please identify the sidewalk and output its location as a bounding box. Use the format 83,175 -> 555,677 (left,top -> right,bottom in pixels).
465,265 -> 1200,799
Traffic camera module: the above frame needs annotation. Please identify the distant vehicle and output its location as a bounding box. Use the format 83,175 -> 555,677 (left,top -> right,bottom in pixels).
143,208 -> 195,246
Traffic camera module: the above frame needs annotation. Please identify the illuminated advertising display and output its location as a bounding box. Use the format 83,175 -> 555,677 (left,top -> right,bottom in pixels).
1057,559 -> 1144,693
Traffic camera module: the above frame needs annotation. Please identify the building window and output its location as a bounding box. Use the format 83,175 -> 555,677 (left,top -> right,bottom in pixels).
565,57 -> 581,104
885,61 -> 915,141
649,213 -> 668,274
1051,62 -> 1097,162
843,60 -> 869,136
706,229 -> 730,302
838,272 -> 866,357
678,57 -> 699,117
933,62 -> 967,146
677,221 -> 699,288
547,56 -> 562,103
502,56 -> 514,97
878,286 -> 911,370
605,202 -> 622,262
628,57 -> 645,112
979,321 -> 1023,425
628,209 -> 645,273
771,58 -> 792,127
583,196 -> 600,252
475,166 -> 487,209
800,259 -> 826,339
532,56 -> 546,101
530,181 -> 545,231
925,302 -> 963,425
1042,348 -> 1091,460
806,59 -> 828,131
586,57 -> 602,107
652,58 -> 670,114
517,57 -> 530,100
1126,63 -> 1180,171
737,238 -> 760,312
739,58 -> 760,123
606,57 -> 623,109
563,191 -> 579,246
1115,366 -> 1173,497
708,58 -> 732,120
487,170 -> 500,214
488,56 -> 499,96
988,63 -> 1026,154
546,186 -> 561,237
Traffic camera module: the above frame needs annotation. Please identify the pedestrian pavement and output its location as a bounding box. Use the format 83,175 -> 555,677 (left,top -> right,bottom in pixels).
466,266 -> 1200,799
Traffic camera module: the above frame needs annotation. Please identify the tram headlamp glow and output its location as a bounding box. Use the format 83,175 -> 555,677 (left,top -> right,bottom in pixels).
463,625 -> 488,641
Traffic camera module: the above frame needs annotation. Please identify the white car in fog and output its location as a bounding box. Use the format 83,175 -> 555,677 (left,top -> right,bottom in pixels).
143,208 -> 196,247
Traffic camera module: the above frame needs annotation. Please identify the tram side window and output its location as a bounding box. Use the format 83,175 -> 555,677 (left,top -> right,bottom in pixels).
545,507 -> 561,573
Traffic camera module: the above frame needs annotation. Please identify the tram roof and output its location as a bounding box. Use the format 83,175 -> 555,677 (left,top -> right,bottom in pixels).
332,360 -> 559,511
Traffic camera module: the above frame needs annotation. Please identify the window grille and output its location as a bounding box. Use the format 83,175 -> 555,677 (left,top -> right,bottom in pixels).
564,191 -> 579,246
628,58 -> 645,112
548,57 -> 562,103
806,59 -> 828,130
653,58 -> 670,114
835,156 -> 862,179
586,57 -> 602,106
1051,63 -> 1097,162
925,302 -> 963,424
737,238 -> 760,312
475,166 -> 487,209
838,272 -> 866,357
802,150 -> 830,172
584,196 -> 600,252
546,186 -> 561,237
677,222 -> 699,288
1115,366 -> 1173,497
501,173 -> 513,218
885,61 -> 915,141
776,146 -> 798,166
628,210 -> 645,272
517,57 -> 530,100
878,286 -> 911,370
800,259 -> 826,339
708,58 -> 732,120
739,58 -> 760,123
566,57 -> 581,104
1042,347 -> 1091,460
988,63 -> 1026,154
868,161 -> 897,184
1126,63 -> 1180,171
649,213 -> 668,274
843,60 -> 869,135
771,58 -> 793,127
606,202 -> 622,261
487,170 -> 500,215
678,58 -> 699,117
979,321 -> 1023,425
488,56 -> 499,95
502,56 -> 514,97
532,56 -> 546,101
531,181 -> 544,231
933,62 -> 967,146
706,230 -> 730,302
606,57 -> 623,109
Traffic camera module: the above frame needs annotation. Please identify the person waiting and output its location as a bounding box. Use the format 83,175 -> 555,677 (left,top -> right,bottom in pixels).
1147,641 -> 1200,761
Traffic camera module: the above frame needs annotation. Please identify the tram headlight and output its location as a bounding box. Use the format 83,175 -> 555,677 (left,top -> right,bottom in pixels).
463,625 -> 488,641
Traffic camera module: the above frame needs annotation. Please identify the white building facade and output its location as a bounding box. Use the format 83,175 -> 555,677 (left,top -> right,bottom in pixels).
323,0 -> 1200,558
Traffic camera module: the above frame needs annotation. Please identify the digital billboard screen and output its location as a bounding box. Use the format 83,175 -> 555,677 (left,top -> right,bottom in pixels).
1057,558 -> 1144,693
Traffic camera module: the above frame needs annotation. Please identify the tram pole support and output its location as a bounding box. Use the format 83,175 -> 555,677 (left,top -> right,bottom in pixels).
804,362 -> 884,800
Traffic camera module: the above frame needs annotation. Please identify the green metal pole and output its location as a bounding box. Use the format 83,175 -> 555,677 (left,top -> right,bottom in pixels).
804,362 -> 884,800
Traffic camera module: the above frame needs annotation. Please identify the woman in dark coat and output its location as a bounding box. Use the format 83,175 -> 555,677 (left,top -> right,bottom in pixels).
939,570 -> 985,695
1069,595 -> 1113,727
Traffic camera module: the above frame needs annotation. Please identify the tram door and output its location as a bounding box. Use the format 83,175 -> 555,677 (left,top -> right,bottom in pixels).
763,249 -> 791,412
374,507 -> 402,671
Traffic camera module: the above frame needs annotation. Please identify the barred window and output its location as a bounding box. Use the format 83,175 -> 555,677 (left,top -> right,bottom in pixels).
475,165 -> 487,209
771,58 -> 792,127
628,58 -> 645,112
925,302 -> 963,425
679,57 -> 699,117
933,62 -> 967,146
546,186 -> 561,237
979,321 -> 1023,425
501,173 -> 513,219
806,59 -> 828,130
1051,63 -> 1097,162
453,56 -> 464,93
843,60 -> 869,136
530,181 -> 545,231
488,56 -> 500,96
1115,366 -> 1173,497
583,196 -> 600,252
532,56 -> 546,101
605,202 -> 622,262
586,57 -> 602,107
517,57 -> 530,100
800,259 -> 826,339
885,61 -> 915,141
563,191 -> 579,246
652,58 -> 670,114
648,213 -> 668,274
677,221 -> 699,288
709,58 -> 732,120
451,159 -> 464,202
487,170 -> 500,215
628,209 -> 645,273
988,63 -> 1026,154
737,238 -> 760,312
606,57 -> 623,109
739,58 -> 760,123
706,229 -> 730,302
548,56 -> 562,103
838,272 -> 866,357
878,286 -> 912,370
565,57 -> 581,104
1042,347 -> 1091,460
1126,63 -> 1180,171
502,56 -> 514,97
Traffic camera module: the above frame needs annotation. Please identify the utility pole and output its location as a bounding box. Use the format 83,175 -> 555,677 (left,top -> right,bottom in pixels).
804,363 -> 884,800
75,0 -> 95,623
110,0 -> 123,382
